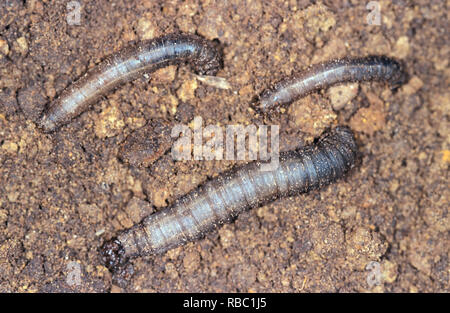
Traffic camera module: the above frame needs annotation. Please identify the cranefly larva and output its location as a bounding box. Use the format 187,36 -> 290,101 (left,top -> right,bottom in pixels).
38,33 -> 222,132
257,56 -> 406,112
101,126 -> 358,272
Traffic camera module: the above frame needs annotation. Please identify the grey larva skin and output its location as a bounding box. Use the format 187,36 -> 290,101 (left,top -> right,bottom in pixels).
38,33 -> 222,133
258,56 -> 405,112
101,127 -> 358,272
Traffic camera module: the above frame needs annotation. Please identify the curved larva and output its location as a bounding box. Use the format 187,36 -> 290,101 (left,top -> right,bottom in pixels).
101,126 -> 358,272
38,33 -> 222,133
257,56 -> 406,113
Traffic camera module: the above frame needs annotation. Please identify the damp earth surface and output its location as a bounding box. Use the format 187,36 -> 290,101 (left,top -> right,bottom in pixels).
0,0 -> 448,292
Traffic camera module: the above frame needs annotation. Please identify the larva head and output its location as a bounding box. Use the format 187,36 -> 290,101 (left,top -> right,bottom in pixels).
333,126 -> 357,151
256,83 -> 293,114
37,112 -> 59,133
379,56 -> 407,89
258,88 -> 279,113
191,39 -> 223,76
100,238 -> 127,272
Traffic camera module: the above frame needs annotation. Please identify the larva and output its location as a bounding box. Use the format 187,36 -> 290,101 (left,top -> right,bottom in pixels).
257,56 -> 406,112
38,33 -> 222,133
101,126 -> 358,272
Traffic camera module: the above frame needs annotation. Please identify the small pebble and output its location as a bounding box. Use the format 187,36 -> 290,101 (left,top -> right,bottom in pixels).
136,14 -> 159,40
328,83 -> 359,111
94,105 -> 125,138
0,38 -> 9,56
177,79 -> 198,102
15,37 -> 28,55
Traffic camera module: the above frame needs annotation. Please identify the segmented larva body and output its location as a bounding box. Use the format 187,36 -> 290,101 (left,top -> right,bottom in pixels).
258,56 -> 405,112
38,33 -> 222,132
101,127 -> 358,272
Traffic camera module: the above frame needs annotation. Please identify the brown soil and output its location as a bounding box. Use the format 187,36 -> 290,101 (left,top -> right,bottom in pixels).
0,0 -> 448,292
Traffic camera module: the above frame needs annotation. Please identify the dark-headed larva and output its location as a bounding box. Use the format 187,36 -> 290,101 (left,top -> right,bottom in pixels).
38,33 -> 222,132
257,56 -> 406,112
101,126 -> 358,272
